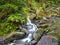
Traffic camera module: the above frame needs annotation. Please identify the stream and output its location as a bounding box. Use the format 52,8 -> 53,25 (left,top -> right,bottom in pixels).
7,16 -> 38,45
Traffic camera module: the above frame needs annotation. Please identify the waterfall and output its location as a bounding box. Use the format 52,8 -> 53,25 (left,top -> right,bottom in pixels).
19,16 -> 38,42
8,16 -> 38,45
27,16 -> 38,32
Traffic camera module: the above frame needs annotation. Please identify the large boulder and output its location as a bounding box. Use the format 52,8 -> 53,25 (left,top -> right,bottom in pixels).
36,35 -> 58,45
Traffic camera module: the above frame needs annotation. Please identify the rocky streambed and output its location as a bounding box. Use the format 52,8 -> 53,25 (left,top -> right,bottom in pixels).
0,16 -> 60,45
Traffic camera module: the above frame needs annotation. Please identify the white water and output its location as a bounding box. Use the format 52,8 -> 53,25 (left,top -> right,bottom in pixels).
8,16 -> 38,45
27,16 -> 38,32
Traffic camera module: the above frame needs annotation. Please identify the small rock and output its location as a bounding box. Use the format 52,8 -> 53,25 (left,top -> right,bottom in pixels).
24,40 -> 29,45
29,40 -> 37,45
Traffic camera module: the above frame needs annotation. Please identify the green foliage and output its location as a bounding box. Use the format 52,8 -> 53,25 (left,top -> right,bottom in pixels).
0,0 -> 60,36
46,0 -> 60,7
30,0 -> 60,19
7,13 -> 26,24
0,22 -> 18,36
0,0 -> 27,36
0,4 -> 18,12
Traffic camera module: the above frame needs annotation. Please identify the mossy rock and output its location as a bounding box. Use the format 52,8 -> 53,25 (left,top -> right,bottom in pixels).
33,28 -> 43,41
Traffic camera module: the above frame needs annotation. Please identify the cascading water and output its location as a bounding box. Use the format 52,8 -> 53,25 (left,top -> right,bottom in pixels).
8,16 -> 38,45
19,16 -> 38,43
27,16 -> 38,32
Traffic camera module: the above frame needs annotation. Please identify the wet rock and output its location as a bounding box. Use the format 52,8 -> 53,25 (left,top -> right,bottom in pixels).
4,32 -> 26,44
36,35 -> 58,45
24,40 -> 29,45
8,43 -> 16,45
33,28 -> 43,41
0,37 -> 4,45
29,40 -> 37,45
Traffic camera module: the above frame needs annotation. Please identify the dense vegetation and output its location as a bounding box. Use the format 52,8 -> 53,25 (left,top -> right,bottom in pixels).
0,0 -> 60,36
